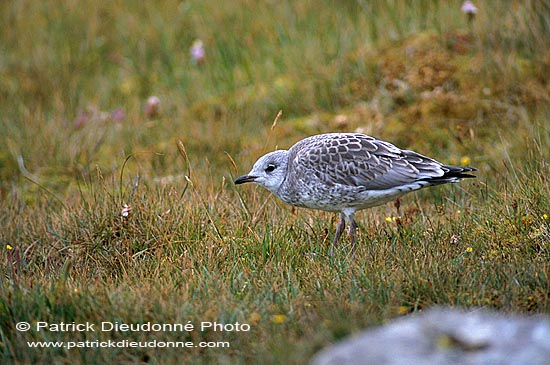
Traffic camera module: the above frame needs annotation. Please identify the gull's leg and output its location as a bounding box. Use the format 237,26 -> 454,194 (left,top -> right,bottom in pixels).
331,212 -> 346,257
349,213 -> 358,255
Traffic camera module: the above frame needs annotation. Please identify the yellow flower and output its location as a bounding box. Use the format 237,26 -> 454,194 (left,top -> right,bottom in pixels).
466,247 -> 473,253
544,214 -> 548,220
385,217 -> 393,223
460,156 -> 471,165
119,76 -> 137,96
6,244 -> 13,250
272,314 -> 287,324
397,306 -> 410,315
248,312 -> 261,325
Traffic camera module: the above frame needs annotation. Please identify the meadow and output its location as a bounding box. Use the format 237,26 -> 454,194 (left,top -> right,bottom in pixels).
1,1 -> 550,364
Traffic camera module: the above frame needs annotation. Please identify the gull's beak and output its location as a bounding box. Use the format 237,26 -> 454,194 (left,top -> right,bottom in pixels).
234,174 -> 257,184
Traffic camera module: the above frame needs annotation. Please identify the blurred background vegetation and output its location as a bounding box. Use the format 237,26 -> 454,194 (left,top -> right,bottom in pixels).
1,0 -> 549,364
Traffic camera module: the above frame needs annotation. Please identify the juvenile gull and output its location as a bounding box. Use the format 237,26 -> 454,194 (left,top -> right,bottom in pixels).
235,133 -> 476,255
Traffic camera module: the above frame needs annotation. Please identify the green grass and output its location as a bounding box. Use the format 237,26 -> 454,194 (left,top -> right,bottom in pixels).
1,0 -> 550,364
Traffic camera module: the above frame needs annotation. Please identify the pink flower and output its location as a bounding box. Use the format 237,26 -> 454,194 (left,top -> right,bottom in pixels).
111,107 -> 126,122
461,1 -> 478,15
121,204 -> 132,218
74,110 -> 90,129
144,96 -> 160,118
190,39 -> 205,65
461,1 -> 478,24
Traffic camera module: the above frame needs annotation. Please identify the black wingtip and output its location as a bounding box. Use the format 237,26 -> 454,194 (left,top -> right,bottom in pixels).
455,173 -> 477,179
446,166 -> 477,179
422,165 -> 477,184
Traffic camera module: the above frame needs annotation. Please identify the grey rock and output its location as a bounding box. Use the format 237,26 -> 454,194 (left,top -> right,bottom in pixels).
311,307 -> 550,365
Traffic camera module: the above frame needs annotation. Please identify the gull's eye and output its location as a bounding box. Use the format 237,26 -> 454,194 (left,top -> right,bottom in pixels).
265,163 -> 276,173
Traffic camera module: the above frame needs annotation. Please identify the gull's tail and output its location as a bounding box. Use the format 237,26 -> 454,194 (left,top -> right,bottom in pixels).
423,165 -> 477,185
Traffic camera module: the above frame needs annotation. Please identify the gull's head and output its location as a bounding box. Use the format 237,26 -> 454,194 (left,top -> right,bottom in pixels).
234,150 -> 289,194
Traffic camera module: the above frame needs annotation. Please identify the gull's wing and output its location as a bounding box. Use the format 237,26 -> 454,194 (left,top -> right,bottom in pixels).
288,133 -> 472,190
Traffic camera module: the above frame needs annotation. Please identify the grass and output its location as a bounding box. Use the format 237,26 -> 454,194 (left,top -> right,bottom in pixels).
1,0 -> 550,364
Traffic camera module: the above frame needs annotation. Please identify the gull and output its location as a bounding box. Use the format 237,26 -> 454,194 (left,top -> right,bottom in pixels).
235,133 -> 476,256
